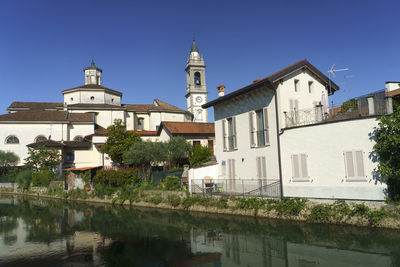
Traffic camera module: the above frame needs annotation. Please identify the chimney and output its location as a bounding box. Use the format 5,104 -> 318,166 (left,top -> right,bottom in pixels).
217,84 -> 225,97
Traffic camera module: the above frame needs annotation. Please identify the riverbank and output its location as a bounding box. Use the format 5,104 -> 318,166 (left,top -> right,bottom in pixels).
1,187 -> 400,229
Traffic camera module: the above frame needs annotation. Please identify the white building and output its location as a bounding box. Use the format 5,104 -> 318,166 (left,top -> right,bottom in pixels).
0,41 -> 213,169
199,59 -> 392,201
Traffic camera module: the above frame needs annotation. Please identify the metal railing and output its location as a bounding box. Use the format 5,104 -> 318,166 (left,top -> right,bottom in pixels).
190,179 -> 281,198
284,98 -> 389,128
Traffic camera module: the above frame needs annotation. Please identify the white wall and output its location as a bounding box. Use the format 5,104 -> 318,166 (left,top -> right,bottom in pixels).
63,90 -> 121,106
281,117 -> 387,200
188,164 -> 218,192
68,123 -> 94,141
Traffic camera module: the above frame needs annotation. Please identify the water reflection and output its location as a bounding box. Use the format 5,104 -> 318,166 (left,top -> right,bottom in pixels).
0,196 -> 399,266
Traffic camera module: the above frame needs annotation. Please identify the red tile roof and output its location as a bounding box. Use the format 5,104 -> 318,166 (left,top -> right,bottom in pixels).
386,88 -> 400,97
0,111 -> 94,123
62,84 -> 123,96
159,121 -> 215,135
85,129 -> 158,139
124,99 -> 190,114
8,102 -> 63,111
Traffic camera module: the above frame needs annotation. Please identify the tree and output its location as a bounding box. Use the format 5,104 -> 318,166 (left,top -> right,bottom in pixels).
24,146 -> 61,170
123,141 -> 167,169
340,99 -> 358,113
374,108 -> 400,200
166,137 -> 192,168
100,119 -> 142,165
189,144 -> 211,167
0,150 -> 19,175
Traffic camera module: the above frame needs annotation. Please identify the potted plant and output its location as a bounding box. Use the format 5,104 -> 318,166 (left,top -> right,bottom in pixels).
81,171 -> 91,192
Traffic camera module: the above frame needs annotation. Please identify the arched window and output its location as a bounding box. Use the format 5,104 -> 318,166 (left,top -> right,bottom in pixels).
137,118 -> 144,131
5,135 -> 19,144
35,135 -> 47,143
73,136 -> 84,142
194,72 -> 201,85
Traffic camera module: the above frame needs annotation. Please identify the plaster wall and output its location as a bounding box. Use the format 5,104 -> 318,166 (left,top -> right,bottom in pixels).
68,124 -> 94,141
281,117 -> 386,200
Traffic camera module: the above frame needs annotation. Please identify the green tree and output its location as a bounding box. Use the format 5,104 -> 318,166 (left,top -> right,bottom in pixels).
340,98 -> 358,113
100,119 -> 142,165
166,137 -> 192,168
24,146 -> 61,170
123,141 -> 167,169
374,108 -> 400,200
0,150 -> 19,175
189,144 -> 211,167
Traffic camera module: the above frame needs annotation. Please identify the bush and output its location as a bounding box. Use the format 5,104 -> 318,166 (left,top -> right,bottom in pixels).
94,169 -> 140,187
147,193 -> 163,205
308,204 -> 332,223
189,144 -> 211,167
15,169 -> 32,190
93,183 -> 117,199
352,204 -> 370,217
164,176 -> 181,191
273,198 -> 307,216
32,169 -> 53,187
167,194 -> 181,207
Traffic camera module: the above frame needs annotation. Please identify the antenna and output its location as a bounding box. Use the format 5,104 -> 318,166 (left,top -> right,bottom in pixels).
327,64 -> 349,110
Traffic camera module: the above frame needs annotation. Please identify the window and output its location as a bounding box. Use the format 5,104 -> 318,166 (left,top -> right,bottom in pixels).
35,135 -> 47,143
289,99 -> 299,124
66,151 -> 75,162
73,136 -> 84,141
256,156 -> 267,179
70,97 -> 74,101
227,158 -> 236,179
194,72 -> 201,85
291,154 -> 308,179
294,79 -> 299,92
308,81 -> 313,94
208,140 -> 214,155
90,96 -> 94,100
344,150 -> 365,180
222,117 -> 237,151
5,135 -> 19,144
193,141 -> 201,147
137,118 -> 144,130
249,108 -> 269,147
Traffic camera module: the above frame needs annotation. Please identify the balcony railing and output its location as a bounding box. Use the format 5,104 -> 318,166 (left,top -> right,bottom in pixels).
284,98 -> 391,128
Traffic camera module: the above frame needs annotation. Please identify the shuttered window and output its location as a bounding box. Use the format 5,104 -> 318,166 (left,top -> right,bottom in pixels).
344,150 -> 365,179
225,117 -> 237,151
249,112 -> 256,147
291,154 -> 309,179
228,159 -> 236,179
256,156 -> 267,179
250,108 -> 270,148
222,119 -> 227,151
263,108 -> 269,145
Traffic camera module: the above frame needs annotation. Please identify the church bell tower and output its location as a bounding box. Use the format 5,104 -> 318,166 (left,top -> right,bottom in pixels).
185,39 -> 208,122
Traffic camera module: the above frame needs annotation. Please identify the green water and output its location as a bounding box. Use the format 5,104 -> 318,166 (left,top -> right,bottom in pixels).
0,196 -> 399,267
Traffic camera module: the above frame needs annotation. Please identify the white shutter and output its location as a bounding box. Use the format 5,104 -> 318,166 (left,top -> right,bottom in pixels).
355,151 -> 365,177
294,100 -> 299,123
345,151 -> 355,178
263,108 -> 269,145
256,157 -> 261,179
222,120 -> 227,151
249,112 -> 255,147
292,154 -> 300,178
232,159 -> 236,179
261,156 -> 267,179
300,154 -> 308,178
232,117 -> 237,149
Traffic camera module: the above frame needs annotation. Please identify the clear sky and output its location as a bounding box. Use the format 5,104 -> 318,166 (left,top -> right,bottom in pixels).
1,0 -> 399,121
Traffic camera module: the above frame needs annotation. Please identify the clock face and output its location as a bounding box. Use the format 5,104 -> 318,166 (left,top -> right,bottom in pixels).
196,96 -> 202,103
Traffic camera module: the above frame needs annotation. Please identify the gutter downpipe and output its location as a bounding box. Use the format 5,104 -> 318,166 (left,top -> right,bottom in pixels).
273,84 -> 284,200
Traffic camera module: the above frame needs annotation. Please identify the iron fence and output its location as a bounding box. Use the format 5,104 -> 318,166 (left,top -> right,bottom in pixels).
190,179 -> 281,198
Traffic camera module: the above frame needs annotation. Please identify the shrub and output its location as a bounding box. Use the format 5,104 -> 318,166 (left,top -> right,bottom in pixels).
216,197 -> 228,209
189,144 -> 211,167
308,204 -> 332,223
369,209 -> 389,226
164,176 -> 181,191
147,193 -> 163,205
15,169 -> 32,190
352,204 -> 370,217
182,197 -> 194,209
94,168 -> 139,187
273,198 -> 307,216
93,184 -> 116,199
32,169 -> 53,187
167,194 -> 181,207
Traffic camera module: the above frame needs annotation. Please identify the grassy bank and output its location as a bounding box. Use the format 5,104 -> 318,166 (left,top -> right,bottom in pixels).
1,186 -> 400,229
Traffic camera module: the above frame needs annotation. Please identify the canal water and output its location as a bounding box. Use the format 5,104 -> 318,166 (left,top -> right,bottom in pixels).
0,196 -> 399,267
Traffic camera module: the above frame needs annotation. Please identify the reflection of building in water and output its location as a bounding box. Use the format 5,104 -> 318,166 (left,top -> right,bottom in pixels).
190,228 -> 394,267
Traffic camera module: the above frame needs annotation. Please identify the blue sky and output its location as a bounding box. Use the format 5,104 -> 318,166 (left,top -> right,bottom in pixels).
1,0 -> 399,121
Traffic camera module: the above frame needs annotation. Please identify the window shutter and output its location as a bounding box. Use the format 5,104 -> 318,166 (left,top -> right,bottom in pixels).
292,154 -> 300,178
249,112 -> 255,147
233,117 -> 237,149
300,154 -> 308,178
345,151 -> 355,178
232,159 -> 236,179
261,156 -> 267,179
263,108 -> 269,145
222,120 -> 227,151
256,157 -> 261,179
355,151 -> 365,177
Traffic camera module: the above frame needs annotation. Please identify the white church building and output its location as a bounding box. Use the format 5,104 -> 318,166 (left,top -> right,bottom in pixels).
0,41 -> 213,169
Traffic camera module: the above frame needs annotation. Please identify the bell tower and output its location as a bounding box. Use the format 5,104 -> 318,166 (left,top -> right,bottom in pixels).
185,39 -> 208,122
84,60 -> 102,85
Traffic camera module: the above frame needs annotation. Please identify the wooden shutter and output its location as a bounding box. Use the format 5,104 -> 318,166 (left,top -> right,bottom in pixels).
222,120 -> 227,151
256,157 -> 261,179
355,151 -> 365,177
300,154 -> 308,178
292,154 -> 300,178
261,156 -> 267,179
263,108 -> 269,145
232,117 -> 237,149
232,159 -> 236,179
345,151 -> 355,178
249,112 -> 255,147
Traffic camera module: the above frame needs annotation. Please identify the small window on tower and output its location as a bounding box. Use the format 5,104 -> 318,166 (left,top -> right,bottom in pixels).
194,72 -> 201,85
90,96 -> 94,101
70,97 -> 73,101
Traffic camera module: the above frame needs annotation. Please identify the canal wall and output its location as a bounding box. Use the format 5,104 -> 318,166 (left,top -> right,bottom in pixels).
1,189 -> 400,230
